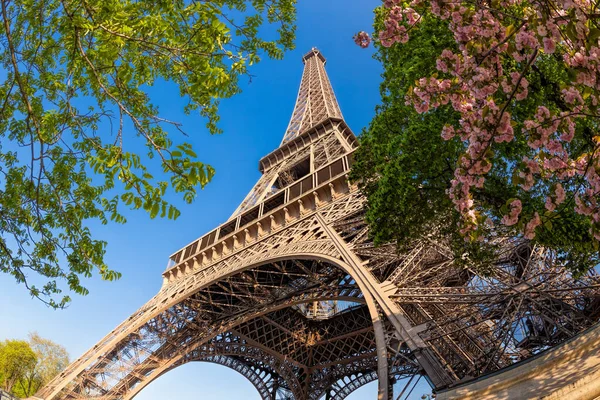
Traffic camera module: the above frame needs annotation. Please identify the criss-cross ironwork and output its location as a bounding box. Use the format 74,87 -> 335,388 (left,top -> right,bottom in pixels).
35,48 -> 600,400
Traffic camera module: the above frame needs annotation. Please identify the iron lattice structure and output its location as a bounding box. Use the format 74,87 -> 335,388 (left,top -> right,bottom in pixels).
36,49 -> 600,400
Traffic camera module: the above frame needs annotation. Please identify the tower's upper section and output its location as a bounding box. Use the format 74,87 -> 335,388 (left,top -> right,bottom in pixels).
165,49 -> 358,274
280,48 -> 344,144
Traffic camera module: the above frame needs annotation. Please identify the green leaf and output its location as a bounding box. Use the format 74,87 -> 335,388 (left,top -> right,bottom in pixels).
589,28 -> 600,46
505,24 -> 516,38
150,202 -> 160,219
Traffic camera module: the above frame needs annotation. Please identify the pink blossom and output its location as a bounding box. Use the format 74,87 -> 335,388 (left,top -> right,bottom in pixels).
404,8 -> 420,24
537,25 -> 548,37
353,31 -> 371,48
520,171 -> 535,191
560,117 -> 575,142
495,112 -> 514,142
390,6 -> 403,21
544,157 -> 568,171
379,21 -> 409,47
562,87 -> 583,104
567,51 -> 587,67
451,11 -> 462,24
546,139 -> 564,155
523,157 -> 540,174
515,30 -> 538,51
509,72 -> 529,101
502,199 -> 522,226
545,196 -> 556,211
524,212 -> 542,239
519,157 -> 540,191
543,37 -> 556,53
441,125 -> 455,140
535,106 -> 551,122
555,183 -> 566,205
437,59 -> 448,72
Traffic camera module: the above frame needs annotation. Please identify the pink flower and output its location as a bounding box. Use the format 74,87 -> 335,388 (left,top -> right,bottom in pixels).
560,117 -> 575,142
543,37 -> 556,54
523,157 -> 540,174
545,196 -> 556,211
555,183 -> 566,205
537,25 -> 548,37
436,59 -> 448,72
515,30 -> 538,51
524,212 -> 541,239
502,199 -> 522,226
441,125 -> 455,140
451,11 -> 462,23
546,139 -> 564,155
495,112 -> 514,142
519,158 -> 539,191
544,157 -> 568,171
575,195 -> 593,215
404,8 -> 419,24
573,52 -> 586,66
535,106 -> 551,122
353,31 -> 371,48
562,87 -> 583,104
520,171 -> 535,191
389,6 -> 403,21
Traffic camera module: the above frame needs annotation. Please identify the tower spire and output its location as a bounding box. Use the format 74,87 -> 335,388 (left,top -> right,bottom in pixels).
281,48 -> 344,144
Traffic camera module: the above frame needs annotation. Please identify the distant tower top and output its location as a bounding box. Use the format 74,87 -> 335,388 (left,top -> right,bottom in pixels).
281,48 -> 343,144
302,47 -> 327,64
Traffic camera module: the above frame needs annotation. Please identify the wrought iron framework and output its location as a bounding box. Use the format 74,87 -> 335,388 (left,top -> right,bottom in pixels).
35,48 -> 600,400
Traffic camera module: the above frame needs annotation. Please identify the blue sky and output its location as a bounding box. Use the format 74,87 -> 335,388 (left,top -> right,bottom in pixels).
0,0 -> 432,398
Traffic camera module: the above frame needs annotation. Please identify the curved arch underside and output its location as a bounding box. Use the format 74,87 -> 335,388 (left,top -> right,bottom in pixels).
194,355 -> 275,400
164,333 -> 418,400
44,254 -> 399,400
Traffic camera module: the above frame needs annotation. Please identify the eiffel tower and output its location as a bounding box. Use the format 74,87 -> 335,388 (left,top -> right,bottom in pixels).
35,48 -> 600,400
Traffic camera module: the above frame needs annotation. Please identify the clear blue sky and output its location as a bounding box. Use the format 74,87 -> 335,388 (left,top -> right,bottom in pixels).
0,1 -> 431,398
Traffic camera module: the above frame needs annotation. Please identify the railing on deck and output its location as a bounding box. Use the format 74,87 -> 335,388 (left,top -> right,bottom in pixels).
165,150 -> 356,272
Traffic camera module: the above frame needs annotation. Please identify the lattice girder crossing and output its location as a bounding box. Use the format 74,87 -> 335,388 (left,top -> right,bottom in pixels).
36,49 -> 600,400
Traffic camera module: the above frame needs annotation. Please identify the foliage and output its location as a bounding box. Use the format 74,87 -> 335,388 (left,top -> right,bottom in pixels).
12,333 -> 69,398
0,0 -> 296,307
353,1 -> 600,274
0,340 -> 37,393
352,9 -> 463,248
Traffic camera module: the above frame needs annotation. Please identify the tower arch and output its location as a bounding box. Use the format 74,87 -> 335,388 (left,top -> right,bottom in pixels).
39,251 -> 398,400
151,332 -> 304,400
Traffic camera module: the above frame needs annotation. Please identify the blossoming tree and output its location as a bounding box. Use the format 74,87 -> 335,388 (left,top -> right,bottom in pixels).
353,0 -> 600,274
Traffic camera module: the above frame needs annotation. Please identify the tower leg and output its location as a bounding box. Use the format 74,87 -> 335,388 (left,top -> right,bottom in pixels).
373,315 -> 390,400
317,213 -> 454,389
